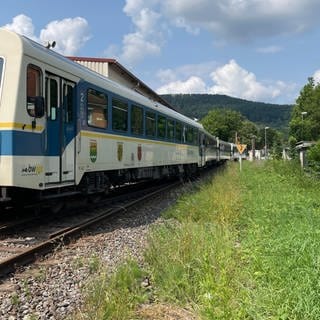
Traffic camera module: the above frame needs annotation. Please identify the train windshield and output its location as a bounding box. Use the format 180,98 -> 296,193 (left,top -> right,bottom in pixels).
0,58 -> 3,90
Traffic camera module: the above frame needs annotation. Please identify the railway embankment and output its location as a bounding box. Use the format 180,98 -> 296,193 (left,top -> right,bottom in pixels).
73,160 -> 320,319
2,160 -> 320,319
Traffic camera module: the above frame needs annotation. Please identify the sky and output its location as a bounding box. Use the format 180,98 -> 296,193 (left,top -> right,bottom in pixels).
1,0 -> 320,105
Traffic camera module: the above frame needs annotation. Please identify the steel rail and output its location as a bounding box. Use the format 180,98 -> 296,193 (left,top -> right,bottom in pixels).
0,181 -> 180,278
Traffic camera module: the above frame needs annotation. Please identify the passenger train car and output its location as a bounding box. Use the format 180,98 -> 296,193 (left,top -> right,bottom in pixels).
0,29 -> 234,207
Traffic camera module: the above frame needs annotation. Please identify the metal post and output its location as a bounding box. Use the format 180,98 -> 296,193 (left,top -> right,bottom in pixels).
264,127 -> 269,159
301,111 -> 307,141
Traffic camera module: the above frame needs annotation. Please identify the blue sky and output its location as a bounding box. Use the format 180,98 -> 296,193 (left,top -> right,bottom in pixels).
1,0 -> 320,105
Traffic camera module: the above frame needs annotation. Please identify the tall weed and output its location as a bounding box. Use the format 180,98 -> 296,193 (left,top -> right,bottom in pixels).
75,160 -> 320,319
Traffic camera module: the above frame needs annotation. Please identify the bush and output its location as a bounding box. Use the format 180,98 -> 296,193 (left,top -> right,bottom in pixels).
307,141 -> 320,162
307,141 -> 320,173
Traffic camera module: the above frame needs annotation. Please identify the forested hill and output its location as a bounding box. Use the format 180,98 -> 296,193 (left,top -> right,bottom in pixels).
161,94 -> 293,130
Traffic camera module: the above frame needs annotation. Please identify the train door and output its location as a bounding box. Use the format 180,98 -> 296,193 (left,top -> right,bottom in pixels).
61,80 -> 76,182
45,74 -> 76,184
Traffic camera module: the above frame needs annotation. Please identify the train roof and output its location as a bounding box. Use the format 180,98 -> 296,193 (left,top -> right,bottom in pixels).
0,28 -> 203,130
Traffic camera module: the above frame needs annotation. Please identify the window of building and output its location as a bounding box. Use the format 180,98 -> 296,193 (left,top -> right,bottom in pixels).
146,111 -> 156,137
157,115 -> 166,139
131,105 -> 143,135
26,65 -> 42,117
87,88 -> 108,129
167,119 -> 174,141
112,98 -> 128,131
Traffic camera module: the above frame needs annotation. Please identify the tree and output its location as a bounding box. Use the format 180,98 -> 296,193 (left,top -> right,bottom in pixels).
200,108 -> 259,149
289,77 -> 320,142
201,109 -> 243,142
238,120 -> 259,146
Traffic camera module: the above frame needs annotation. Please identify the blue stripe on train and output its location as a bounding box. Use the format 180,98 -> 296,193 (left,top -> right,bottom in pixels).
0,130 -> 46,156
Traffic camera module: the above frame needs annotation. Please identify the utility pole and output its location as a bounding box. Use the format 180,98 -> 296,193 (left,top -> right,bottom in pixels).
264,127 -> 269,159
251,135 -> 256,160
301,111 -> 307,141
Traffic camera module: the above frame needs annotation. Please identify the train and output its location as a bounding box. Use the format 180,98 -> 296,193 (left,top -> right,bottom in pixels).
0,28 -> 236,209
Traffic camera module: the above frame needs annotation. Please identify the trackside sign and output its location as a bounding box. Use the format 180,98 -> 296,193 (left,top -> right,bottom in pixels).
236,144 -> 247,154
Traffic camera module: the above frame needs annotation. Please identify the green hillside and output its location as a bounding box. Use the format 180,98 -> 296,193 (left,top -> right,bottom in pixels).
161,94 -> 293,130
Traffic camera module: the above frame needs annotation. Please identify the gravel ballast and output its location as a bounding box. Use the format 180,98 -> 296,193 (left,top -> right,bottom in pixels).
0,188 -> 180,320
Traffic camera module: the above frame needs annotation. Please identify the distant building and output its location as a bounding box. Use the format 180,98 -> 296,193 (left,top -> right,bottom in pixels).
295,141 -> 315,168
67,56 -> 174,110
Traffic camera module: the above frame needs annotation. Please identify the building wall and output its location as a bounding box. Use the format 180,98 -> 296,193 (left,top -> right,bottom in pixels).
72,60 -> 148,97
74,60 -> 109,78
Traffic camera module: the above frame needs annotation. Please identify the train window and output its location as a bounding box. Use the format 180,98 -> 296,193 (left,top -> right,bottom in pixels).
112,98 -> 128,131
64,84 -> 74,123
87,89 -> 108,129
157,115 -> 166,139
186,126 -> 194,144
27,65 -> 42,117
131,105 -> 143,135
146,111 -> 155,137
193,129 -> 199,145
175,122 -> 182,142
167,119 -> 174,141
183,126 -> 187,143
46,78 -> 58,121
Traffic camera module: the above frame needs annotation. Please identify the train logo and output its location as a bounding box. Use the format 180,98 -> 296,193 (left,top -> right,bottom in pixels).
117,143 -> 123,161
137,145 -> 142,161
21,164 -> 44,176
90,140 -> 97,163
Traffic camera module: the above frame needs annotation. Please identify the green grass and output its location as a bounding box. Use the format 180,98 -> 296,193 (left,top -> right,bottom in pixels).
144,165 -> 245,319
73,161 -> 320,319
238,161 -> 320,319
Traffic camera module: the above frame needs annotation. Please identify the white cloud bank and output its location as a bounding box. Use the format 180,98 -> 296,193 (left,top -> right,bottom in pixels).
3,14 -> 90,55
112,0 -> 318,102
113,0 -> 320,65
157,60 -> 297,103
161,0 -> 320,42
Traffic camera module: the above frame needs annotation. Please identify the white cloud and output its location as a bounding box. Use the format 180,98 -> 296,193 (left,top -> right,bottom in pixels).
156,69 -> 177,83
156,61 -> 218,84
157,76 -> 207,94
115,0 -> 320,69
161,0 -> 320,42
209,59 -> 288,101
313,69 -> 320,83
113,1 -> 164,66
3,14 -> 36,40
156,59 -> 297,103
3,15 -> 90,56
40,17 -> 90,55
120,32 -> 161,65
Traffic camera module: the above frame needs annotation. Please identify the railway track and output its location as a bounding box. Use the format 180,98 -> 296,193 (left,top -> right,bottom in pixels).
0,180 -> 180,278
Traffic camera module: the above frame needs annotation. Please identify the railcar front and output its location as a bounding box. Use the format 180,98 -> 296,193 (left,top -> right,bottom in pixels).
0,30 -> 44,205
0,29 -> 82,206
